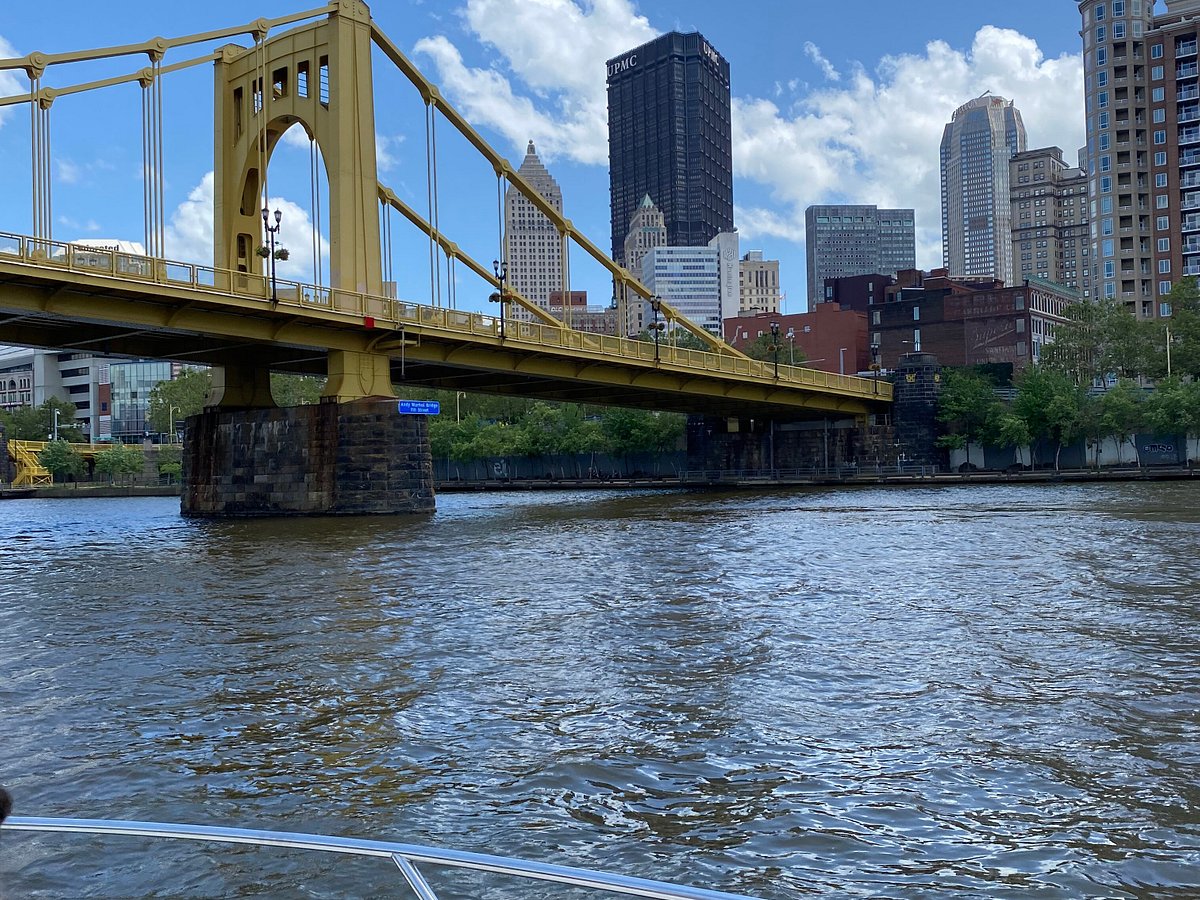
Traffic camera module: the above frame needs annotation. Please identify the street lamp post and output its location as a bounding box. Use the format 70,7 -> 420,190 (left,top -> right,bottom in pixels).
786,327 -> 795,365
769,321 -> 781,378
870,343 -> 881,394
262,207 -> 282,305
839,347 -> 848,376
491,259 -> 509,340
649,295 -> 665,362
169,405 -> 181,443
52,408 -> 61,441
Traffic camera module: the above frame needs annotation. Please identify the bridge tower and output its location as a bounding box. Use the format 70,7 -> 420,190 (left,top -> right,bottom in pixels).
212,0 -> 389,404
185,0 -> 432,517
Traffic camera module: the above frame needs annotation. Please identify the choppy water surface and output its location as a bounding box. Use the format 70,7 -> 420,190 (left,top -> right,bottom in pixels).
1,483 -> 1199,898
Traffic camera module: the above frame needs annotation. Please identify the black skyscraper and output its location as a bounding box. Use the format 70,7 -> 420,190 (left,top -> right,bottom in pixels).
606,32 -> 733,266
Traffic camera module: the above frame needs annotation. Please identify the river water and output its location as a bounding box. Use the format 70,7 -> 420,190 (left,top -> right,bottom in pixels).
1,483 -> 1198,898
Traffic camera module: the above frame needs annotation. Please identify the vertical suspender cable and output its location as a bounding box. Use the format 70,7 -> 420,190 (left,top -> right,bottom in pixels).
155,59 -> 165,258
430,109 -> 442,308
424,102 -> 436,306
141,82 -> 150,254
311,139 -> 319,290
29,79 -> 37,242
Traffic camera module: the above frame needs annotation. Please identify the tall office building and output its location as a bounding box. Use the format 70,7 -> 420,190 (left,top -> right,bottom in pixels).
641,232 -> 739,336
1010,147 -> 1092,295
739,250 -> 781,315
622,194 -> 667,334
804,205 -> 915,309
606,32 -> 734,267
940,95 -> 1027,285
504,141 -> 563,321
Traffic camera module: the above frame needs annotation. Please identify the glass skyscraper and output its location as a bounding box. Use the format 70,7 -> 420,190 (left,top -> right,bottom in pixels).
940,95 -> 1027,285
606,32 -> 734,267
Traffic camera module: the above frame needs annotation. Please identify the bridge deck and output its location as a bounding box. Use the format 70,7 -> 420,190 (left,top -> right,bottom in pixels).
0,233 -> 891,418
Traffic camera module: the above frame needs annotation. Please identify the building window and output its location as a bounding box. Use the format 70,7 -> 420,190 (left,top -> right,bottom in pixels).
1113,0 -> 1125,14
1157,172 -> 1169,188
1099,48 -> 1108,66
1153,87 -> 1165,102
1101,175 -> 1113,192
1096,3 -> 1106,21
1159,237 -> 1171,252
1105,260 -> 1116,278
1160,281 -> 1173,296
1158,215 -> 1170,230
1151,43 -> 1164,59
1154,130 -> 1167,144
912,306 -> 920,321
1158,194 -> 1170,208
1160,259 -> 1172,273
1097,25 -> 1107,42
1100,133 -> 1111,150
872,310 -> 880,325
1113,22 -> 1125,38
1155,151 -> 1168,166
913,329 -> 921,352
1103,239 -> 1115,256
1098,71 -> 1109,87
1152,65 -> 1164,80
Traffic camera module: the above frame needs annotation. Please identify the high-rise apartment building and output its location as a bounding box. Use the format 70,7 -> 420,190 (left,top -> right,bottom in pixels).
1151,2 -> 1200,307
607,32 -> 734,266
940,95 -> 1027,285
804,205 -> 915,309
738,251 -> 781,315
622,194 -> 667,334
1010,147 -> 1092,295
504,141 -> 563,321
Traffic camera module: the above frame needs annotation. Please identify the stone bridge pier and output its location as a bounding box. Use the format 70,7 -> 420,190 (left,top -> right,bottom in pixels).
181,352 -> 434,518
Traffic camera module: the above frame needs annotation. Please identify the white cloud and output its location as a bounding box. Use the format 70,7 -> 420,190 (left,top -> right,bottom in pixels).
164,171 -> 329,284
733,26 -> 1085,270
165,171 -> 215,265
56,214 -> 102,234
414,0 -> 654,163
56,159 -> 82,184
0,36 -> 22,129
375,133 -> 406,173
803,42 -> 840,82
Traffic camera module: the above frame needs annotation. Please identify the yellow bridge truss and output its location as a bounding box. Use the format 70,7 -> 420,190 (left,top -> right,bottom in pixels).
7,440 -> 114,488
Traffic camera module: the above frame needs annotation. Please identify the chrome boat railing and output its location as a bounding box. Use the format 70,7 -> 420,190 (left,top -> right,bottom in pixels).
2,817 -> 761,900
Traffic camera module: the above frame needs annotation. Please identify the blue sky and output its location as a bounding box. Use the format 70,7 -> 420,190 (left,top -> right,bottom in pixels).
0,0 -> 1090,315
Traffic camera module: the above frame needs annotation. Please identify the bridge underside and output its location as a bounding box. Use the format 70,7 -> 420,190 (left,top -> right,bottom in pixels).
0,265 -> 886,420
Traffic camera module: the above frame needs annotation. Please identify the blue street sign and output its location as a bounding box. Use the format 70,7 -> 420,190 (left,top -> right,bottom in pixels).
398,400 -> 441,415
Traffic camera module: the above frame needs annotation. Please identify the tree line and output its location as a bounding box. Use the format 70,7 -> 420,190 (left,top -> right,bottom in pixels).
937,280 -> 1200,469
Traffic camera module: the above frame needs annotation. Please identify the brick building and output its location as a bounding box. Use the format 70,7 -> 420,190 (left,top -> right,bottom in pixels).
869,269 -> 1075,371
724,303 -> 869,375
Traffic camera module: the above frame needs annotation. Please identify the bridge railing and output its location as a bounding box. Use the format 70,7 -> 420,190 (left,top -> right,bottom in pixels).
0,231 -> 891,400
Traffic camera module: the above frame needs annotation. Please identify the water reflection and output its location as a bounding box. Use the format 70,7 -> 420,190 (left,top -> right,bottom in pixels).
1,484 -> 1199,897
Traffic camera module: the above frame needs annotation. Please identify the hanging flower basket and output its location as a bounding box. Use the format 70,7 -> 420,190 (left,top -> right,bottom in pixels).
274,248 -> 290,261
255,246 -> 271,258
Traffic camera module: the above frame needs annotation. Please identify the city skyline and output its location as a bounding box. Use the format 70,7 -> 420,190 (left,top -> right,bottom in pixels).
0,0 -> 1086,316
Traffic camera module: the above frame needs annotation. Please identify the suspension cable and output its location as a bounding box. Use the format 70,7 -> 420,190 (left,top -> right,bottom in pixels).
29,76 -> 55,245
310,137 -> 320,290
430,108 -> 442,307
424,101 -> 436,307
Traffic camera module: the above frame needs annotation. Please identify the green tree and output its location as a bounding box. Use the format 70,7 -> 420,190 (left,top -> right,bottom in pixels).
148,368 -> 212,433
94,444 -> 145,484
1097,379 -> 1144,465
1043,297 -> 1151,384
1,398 -> 85,442
156,444 -> 183,483
271,374 -> 325,407
1142,377 -> 1200,442
1146,279 -> 1200,380
38,440 -> 85,481
1013,365 -> 1086,470
936,369 -> 1002,455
